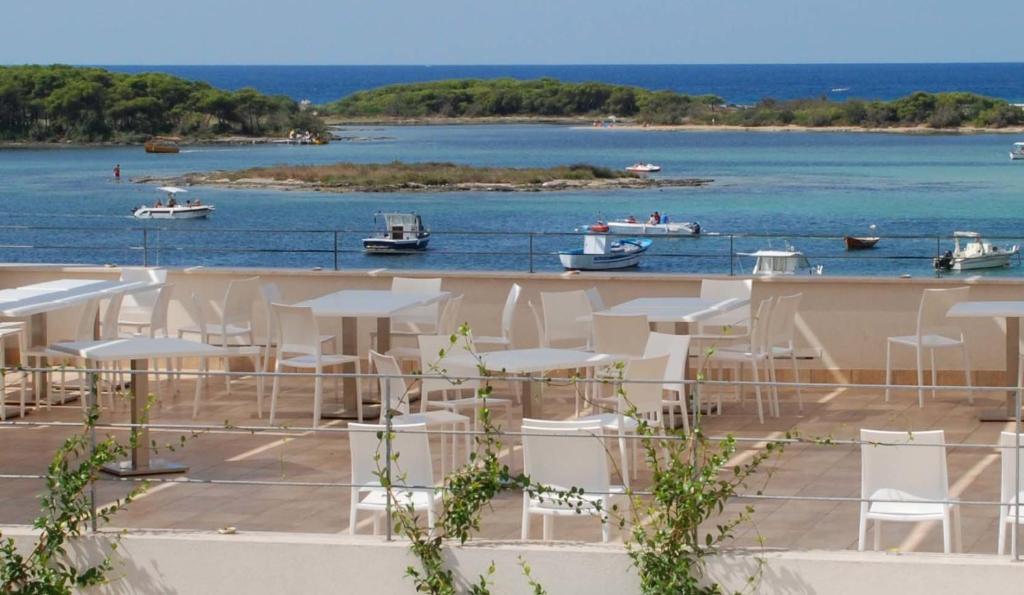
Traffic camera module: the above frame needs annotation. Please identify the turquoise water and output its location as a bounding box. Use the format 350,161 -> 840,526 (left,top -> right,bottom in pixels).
1,125 -> 1023,276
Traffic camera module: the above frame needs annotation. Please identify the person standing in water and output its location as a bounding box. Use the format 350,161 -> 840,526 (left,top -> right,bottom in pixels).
113,164 -> 121,180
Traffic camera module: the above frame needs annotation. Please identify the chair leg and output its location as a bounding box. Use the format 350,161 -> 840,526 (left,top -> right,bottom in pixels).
751,360 -> 764,424
998,507 -> 1007,555
521,493 -> 531,540
942,509 -> 952,554
313,367 -> 323,428
269,361 -> 282,426
251,354 -> 263,418
354,360 -> 364,423
350,491 -> 359,536
617,430 -> 630,489
930,349 -> 937,400
768,357 -> 780,417
791,352 -> 803,412
885,340 -> 893,402
963,344 -> 973,404
192,358 -> 207,419
857,504 -> 868,551
873,519 -> 881,551
542,515 -> 553,541
916,345 -> 925,408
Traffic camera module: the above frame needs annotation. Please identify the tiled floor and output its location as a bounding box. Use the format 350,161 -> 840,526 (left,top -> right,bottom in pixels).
2,369 -> 1020,556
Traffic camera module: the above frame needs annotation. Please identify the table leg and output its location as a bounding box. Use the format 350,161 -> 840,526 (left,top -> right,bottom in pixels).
980,316 -> 1022,422
102,358 -> 187,476
321,316 -> 366,419
675,321 -> 692,396
29,312 -> 47,402
521,377 -> 535,419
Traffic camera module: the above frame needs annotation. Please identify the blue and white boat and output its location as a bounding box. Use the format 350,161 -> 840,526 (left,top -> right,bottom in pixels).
362,212 -> 430,253
559,235 -> 653,271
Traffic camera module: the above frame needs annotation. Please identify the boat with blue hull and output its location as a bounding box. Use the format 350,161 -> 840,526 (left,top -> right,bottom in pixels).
559,235 -> 653,270
362,213 -> 430,253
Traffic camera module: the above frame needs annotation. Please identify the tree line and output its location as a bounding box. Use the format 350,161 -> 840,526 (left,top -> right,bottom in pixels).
0,65 -> 324,142
326,78 -> 1024,128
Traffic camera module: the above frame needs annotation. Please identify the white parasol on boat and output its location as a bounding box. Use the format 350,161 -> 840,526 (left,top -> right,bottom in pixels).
156,186 -> 188,194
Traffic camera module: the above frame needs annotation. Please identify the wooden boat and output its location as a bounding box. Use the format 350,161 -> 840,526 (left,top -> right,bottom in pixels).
844,236 -> 880,250
559,235 -> 652,271
144,138 -> 180,154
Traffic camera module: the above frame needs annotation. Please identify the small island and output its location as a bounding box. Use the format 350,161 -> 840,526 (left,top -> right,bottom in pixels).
135,161 -> 712,193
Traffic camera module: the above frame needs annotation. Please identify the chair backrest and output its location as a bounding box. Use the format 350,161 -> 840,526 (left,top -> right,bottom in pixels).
222,276 -> 261,330
99,293 -> 124,340
699,279 -> 753,329
148,284 -> 174,338
767,293 -> 802,348
499,284 -> 522,342
644,332 -> 691,392
120,268 -> 167,310
999,432 -> 1024,508
539,290 -> 592,348
584,287 -> 606,313
272,304 -> 321,357
189,292 -> 211,343
749,297 -> 775,355
593,313 -> 649,357
618,355 -> 670,416
370,350 -> 411,415
522,420 -> 610,493
917,287 -> 970,339
860,429 -> 949,503
260,282 -> 284,343
349,422 -> 433,489
391,277 -> 443,329
437,294 -> 464,335
418,334 -> 480,395
73,299 -> 101,341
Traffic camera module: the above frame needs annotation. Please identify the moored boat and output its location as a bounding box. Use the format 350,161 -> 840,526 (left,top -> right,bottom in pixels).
1010,142 -> 1024,160
134,186 -> 214,219
738,248 -> 823,276
559,235 -> 652,271
933,231 -> 1019,271
144,138 -> 180,154
362,212 -> 430,253
844,236 -> 880,250
625,163 -> 661,173
607,219 -> 701,236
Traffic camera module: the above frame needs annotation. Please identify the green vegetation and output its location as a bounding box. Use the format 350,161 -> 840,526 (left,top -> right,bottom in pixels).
218,161 -> 633,187
0,65 -> 324,142
326,78 -> 1024,129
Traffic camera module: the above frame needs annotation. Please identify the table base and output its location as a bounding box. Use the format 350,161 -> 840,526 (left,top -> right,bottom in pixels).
979,409 -> 1024,423
102,459 -> 189,477
320,402 -> 381,421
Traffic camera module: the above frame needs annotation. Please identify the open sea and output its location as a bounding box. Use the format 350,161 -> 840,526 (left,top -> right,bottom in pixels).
3,63 -> 1024,277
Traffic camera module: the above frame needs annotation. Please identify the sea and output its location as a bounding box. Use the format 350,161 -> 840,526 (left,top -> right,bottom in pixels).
3,63 -> 1024,277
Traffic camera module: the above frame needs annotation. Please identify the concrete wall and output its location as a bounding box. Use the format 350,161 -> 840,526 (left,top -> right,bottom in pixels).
5,526 -> 1024,595
1,264 -> 1021,383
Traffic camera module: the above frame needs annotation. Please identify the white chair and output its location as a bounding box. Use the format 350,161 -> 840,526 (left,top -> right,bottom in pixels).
349,422 -> 439,536
997,431 -> 1024,555
369,350 -> 470,475
117,267 -> 168,334
188,292 -> 265,419
178,276 -> 261,348
0,322 -> 28,419
584,287 -> 606,313
643,332 -> 691,432
473,284 -> 522,351
858,429 -> 961,553
589,313 -> 650,414
521,419 -> 625,542
692,279 -> 753,341
529,289 -> 593,350
417,334 -> 513,434
26,299 -> 101,407
385,295 -> 464,366
764,293 -> 804,413
579,355 -> 670,487
258,281 -> 336,380
708,298 -> 775,423
389,276 -> 444,334
885,287 -> 972,408
269,304 -> 364,427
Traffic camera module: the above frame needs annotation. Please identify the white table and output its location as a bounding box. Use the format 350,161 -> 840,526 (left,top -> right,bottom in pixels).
52,338 -> 225,476
0,279 -> 164,400
947,301 -> 1024,421
294,289 -> 450,417
448,348 -> 619,418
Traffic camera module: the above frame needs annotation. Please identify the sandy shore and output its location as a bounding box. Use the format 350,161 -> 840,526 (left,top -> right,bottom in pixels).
133,173 -> 713,194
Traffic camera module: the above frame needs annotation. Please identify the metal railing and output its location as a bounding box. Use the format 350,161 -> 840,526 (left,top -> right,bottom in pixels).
1,224 -> 1023,277
2,365 -> 1024,557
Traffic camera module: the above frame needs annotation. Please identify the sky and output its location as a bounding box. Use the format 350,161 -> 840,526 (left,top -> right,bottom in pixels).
3,0 -> 1020,65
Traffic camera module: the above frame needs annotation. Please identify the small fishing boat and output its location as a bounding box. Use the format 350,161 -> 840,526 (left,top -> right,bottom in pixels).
625,163 -> 661,173
1011,142 -> 1024,161
133,187 -> 214,219
844,236 -> 879,250
738,248 -> 823,276
362,212 -> 430,253
933,231 -> 1020,271
559,235 -> 652,271
144,138 -> 180,154
607,218 -> 701,236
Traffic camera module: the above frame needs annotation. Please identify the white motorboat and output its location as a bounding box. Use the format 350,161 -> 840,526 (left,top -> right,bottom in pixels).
1011,142 -> 1024,160
134,187 -> 214,219
362,212 -> 430,253
625,163 -> 661,173
738,248 -> 823,276
606,219 -> 701,236
559,235 -> 652,271
933,231 -> 1020,271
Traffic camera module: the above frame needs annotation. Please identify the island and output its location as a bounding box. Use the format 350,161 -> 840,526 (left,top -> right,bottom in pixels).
325,78 -> 1024,132
134,161 -> 713,193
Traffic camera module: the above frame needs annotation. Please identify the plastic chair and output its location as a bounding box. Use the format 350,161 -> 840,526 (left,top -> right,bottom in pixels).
26,299 -> 100,407
258,281 -> 336,380
521,418 -> 625,542
644,332 -> 691,433
269,304 -> 363,427
0,322 -> 28,419
178,276 -> 261,347
349,422 -> 439,536
692,279 -> 753,341
858,429 -> 961,553
579,355 -> 670,487
589,313 -> 650,410
530,290 -> 593,350
117,267 -> 167,334
763,293 -> 804,414
369,350 -> 470,475
189,292 -> 265,419
385,295 -> 464,365
584,287 -> 606,313
885,287 -> 972,407
709,298 -> 775,423
997,431 -> 1024,555
389,277 -> 443,334
474,284 -> 522,351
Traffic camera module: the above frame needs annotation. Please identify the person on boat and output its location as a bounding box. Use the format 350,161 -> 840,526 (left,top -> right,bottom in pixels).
185,199 -> 192,207
653,211 -> 662,224
113,164 -> 120,180
626,215 -> 637,223
648,213 -> 657,225
154,199 -> 163,208
168,195 -> 178,208
662,214 -> 669,223
193,198 -> 202,206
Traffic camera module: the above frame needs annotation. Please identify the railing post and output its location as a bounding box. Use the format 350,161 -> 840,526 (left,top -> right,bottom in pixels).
935,236 -> 942,278
333,231 -> 339,271
142,229 -> 149,267
384,376 -> 393,542
528,233 -> 534,273
729,234 -> 735,276
1014,379 -> 1021,560
88,369 -> 98,533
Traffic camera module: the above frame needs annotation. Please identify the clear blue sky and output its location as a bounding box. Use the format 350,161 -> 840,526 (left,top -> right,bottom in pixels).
5,0 -> 1019,64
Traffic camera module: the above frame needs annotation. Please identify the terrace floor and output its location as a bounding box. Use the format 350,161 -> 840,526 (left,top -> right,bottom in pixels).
0,369 -> 1016,556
